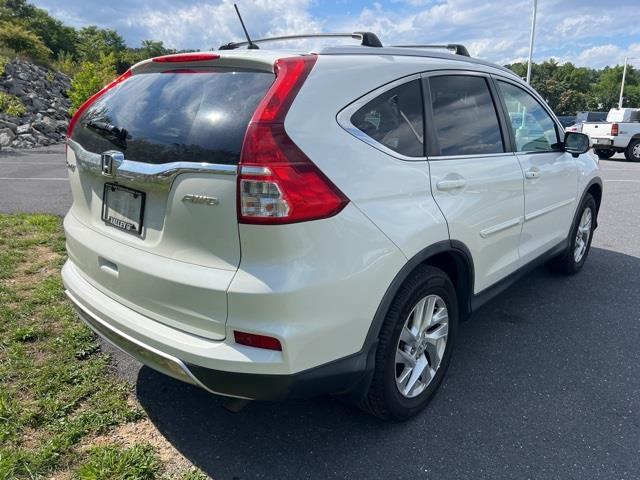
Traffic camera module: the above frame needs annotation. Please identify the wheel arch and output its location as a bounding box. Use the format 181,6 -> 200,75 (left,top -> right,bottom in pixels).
363,240 -> 474,352
580,177 -> 603,229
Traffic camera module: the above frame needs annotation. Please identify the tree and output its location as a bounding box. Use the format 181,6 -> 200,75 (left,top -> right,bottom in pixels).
0,20 -> 51,59
68,53 -> 117,113
76,26 -> 126,63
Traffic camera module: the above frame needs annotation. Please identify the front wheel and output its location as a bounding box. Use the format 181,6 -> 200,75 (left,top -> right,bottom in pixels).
624,139 -> 640,162
360,266 -> 458,421
547,194 -> 596,275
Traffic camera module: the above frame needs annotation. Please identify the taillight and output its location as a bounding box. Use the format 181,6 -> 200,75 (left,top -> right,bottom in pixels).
611,123 -> 619,136
152,53 -> 220,62
238,56 -> 349,224
67,69 -> 132,138
234,331 -> 282,351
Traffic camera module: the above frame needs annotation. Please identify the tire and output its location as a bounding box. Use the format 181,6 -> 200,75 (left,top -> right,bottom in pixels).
593,148 -> 614,160
547,194 -> 596,275
360,265 -> 458,421
624,139 -> 640,162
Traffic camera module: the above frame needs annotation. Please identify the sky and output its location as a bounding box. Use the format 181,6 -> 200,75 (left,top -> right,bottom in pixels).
31,0 -> 640,68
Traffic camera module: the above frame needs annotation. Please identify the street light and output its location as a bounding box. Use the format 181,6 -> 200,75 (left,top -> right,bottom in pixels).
526,0 -> 538,84
618,56 -> 637,109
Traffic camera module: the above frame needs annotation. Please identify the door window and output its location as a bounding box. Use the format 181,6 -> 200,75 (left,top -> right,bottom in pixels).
497,81 -> 561,152
429,75 -> 504,156
351,79 -> 424,157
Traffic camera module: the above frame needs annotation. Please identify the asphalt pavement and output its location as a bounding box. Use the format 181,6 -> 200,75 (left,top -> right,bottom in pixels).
0,144 -> 70,216
1,147 -> 639,479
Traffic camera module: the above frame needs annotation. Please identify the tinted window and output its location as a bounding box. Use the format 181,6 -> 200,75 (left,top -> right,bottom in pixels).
497,81 -> 561,152
72,69 -> 274,165
429,75 -> 504,156
351,79 -> 424,157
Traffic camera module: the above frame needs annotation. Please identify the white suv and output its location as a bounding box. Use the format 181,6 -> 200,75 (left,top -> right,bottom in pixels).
62,34 -> 602,420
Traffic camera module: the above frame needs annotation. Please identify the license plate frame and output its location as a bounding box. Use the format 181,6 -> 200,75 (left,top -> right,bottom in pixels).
101,183 -> 146,236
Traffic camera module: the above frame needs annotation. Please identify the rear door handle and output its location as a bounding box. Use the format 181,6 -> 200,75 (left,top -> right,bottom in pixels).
525,169 -> 541,179
436,179 -> 467,191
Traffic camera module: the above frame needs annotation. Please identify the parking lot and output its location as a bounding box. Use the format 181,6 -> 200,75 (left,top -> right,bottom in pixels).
1,148 -> 639,479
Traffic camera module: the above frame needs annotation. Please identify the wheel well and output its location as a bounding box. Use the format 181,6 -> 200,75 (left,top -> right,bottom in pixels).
587,183 -> 602,214
423,250 -> 473,320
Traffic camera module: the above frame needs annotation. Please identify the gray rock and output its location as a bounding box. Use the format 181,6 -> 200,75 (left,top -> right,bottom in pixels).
0,128 -> 16,146
16,124 -> 31,135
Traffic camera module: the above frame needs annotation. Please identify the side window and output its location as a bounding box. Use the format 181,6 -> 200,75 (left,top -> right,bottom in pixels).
429,75 -> 504,156
351,79 -> 424,157
497,81 -> 561,152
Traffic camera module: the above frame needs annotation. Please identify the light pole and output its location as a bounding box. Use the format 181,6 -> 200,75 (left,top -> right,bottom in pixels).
526,0 -> 538,84
618,56 -> 636,109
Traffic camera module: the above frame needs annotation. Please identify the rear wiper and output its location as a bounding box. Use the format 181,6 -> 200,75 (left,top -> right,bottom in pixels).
87,120 -> 128,143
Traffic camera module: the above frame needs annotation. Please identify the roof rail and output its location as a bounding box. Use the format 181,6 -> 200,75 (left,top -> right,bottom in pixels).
391,44 -> 471,57
218,32 -> 383,50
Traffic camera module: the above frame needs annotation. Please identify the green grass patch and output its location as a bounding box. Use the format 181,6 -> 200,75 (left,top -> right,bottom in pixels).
75,443 -> 162,480
0,214 -> 209,479
0,91 -> 26,117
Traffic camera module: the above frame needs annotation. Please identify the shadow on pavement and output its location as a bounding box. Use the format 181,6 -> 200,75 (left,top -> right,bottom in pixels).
136,247 -> 640,480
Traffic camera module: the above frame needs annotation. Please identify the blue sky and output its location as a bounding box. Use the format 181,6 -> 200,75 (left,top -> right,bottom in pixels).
32,0 -> 640,68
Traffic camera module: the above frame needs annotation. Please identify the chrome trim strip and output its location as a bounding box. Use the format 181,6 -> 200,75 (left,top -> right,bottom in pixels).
67,139 -> 237,189
64,289 -> 249,400
479,217 -> 523,238
336,74 -> 427,162
525,198 -> 575,222
430,152 -> 516,161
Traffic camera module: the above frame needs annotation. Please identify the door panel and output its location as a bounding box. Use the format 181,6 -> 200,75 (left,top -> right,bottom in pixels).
426,74 -> 525,294
429,155 -> 525,292
494,79 -> 578,263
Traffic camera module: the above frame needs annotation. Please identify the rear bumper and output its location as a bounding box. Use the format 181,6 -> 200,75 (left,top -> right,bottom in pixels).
62,259 -> 373,400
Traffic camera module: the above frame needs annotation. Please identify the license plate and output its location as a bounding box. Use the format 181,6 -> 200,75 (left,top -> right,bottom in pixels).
101,183 -> 145,235
593,138 -> 612,145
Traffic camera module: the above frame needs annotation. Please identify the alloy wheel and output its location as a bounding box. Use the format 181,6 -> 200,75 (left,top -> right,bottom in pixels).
395,294 -> 449,398
574,207 -> 592,263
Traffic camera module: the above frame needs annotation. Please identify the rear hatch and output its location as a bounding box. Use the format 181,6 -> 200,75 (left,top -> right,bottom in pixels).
65,53 -> 276,339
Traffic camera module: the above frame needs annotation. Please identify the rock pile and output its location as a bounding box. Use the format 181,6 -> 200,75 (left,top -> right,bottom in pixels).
0,59 -> 71,149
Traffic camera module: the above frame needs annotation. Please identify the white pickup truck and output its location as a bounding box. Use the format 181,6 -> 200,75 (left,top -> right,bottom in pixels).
582,108 -> 640,161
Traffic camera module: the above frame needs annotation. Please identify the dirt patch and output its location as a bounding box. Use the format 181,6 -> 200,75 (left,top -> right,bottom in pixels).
4,244 -> 59,288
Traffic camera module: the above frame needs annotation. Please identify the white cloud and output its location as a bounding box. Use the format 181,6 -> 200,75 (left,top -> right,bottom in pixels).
32,0 -> 640,68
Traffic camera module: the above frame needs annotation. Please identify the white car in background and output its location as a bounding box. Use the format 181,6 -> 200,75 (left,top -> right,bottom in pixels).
61,33 -> 602,420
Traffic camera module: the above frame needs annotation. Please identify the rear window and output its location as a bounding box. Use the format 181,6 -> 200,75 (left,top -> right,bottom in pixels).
72,68 -> 274,165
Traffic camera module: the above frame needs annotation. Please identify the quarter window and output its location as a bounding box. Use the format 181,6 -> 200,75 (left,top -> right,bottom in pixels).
351,79 -> 424,157
497,81 -> 561,152
429,75 -> 504,156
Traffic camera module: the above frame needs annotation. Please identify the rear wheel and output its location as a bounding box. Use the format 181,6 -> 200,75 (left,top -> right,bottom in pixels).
624,139 -> 640,162
547,194 -> 596,275
360,266 -> 457,421
593,148 -> 614,159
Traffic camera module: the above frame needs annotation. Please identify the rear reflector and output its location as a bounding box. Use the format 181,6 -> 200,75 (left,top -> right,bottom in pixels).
611,123 -> 619,136
234,331 -> 282,351
152,53 -> 220,63
67,69 -> 132,138
238,56 -> 349,224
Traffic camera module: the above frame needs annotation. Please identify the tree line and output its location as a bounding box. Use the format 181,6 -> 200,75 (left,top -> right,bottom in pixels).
1,0 -> 638,115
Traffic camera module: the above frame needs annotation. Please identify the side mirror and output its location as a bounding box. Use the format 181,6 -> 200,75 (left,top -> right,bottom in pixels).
564,132 -> 590,157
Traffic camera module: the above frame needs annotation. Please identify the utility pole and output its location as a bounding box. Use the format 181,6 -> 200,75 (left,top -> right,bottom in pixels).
526,0 -> 538,84
619,56 -> 629,109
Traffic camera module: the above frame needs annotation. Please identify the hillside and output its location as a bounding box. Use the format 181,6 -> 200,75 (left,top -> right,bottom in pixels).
0,59 -> 70,149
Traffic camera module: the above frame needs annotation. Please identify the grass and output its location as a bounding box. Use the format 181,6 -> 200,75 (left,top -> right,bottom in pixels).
0,214 -> 209,479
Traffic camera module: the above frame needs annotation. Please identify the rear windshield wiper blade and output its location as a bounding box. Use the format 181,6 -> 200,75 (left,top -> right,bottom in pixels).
87,120 -> 128,143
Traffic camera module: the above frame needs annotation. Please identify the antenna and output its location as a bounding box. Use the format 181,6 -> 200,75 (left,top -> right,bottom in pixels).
234,3 -> 259,49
